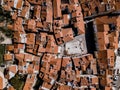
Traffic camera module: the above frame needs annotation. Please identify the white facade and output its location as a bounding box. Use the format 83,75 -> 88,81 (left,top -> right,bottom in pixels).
0,0 -> 3,5
20,34 -> 26,43
14,0 -> 18,8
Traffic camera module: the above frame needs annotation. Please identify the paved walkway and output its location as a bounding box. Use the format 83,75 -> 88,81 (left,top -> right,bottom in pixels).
0,31 -> 12,44
113,42 -> 120,89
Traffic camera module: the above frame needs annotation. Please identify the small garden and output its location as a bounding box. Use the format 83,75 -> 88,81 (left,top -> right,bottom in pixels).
9,74 -> 27,90
0,45 -> 5,65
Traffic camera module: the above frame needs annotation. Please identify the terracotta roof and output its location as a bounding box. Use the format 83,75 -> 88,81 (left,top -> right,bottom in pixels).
24,0 -> 30,6
54,31 -> 63,44
60,70 -> 66,79
41,82 -> 52,89
92,77 -> 98,85
55,31 -> 63,38
90,87 -> 96,90
33,56 -> 40,61
1,0 -> 120,89
54,20 -> 63,30
8,86 -> 15,90
97,49 -> 114,59
24,53 -> 34,61
27,19 -> 37,32
53,0 -> 62,18
62,28 -> 74,43
23,81 -> 32,90
38,46 -> 46,53
62,57 -> 71,67
14,48 -> 19,54
63,14 -> 69,26
97,32 -> 109,50
4,54 -> 13,61
85,54 -> 94,61
72,10 -> 82,18
42,53 -> 53,62
74,20 -> 85,35
81,57 -> 90,71
12,12 -> 17,20
45,40 -> 59,54
70,0 -> 79,4
16,0 -> 23,9
59,85 -> 72,90
105,86 -> 111,90
46,2 -> 53,23
54,58 -> 62,70
9,65 -> 18,74
14,44 -> 24,49
23,74 -> 36,90
15,53 -> 25,61
6,45 -> 14,51
21,6 -> 30,18
36,21 -> 43,28
90,59 -> 97,75
80,77 -> 89,86
0,76 -> 3,89
34,65 -> 39,71
34,5 -> 41,19
13,32 -> 21,43
13,18 -> 23,32
72,57 -> 80,67
26,33 -> 35,45
27,0 -> 42,5
95,16 -> 118,25
43,74 -> 51,82
97,24 -> 109,32
3,2 -> 12,11
27,64 -> 34,74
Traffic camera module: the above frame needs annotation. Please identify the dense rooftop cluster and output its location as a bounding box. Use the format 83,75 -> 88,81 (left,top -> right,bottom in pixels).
81,0 -> 120,17
0,0 -> 120,90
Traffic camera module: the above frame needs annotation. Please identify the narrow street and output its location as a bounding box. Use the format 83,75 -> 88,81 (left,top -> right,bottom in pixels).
113,41 -> 120,89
